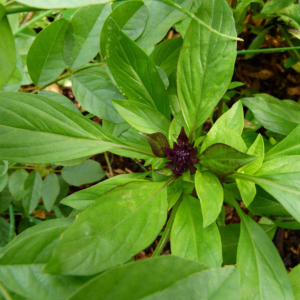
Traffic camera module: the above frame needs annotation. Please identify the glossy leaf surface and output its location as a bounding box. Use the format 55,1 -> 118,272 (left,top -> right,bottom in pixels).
27,18 -> 69,86
200,144 -> 257,176
45,182 -> 167,275
105,18 -> 170,119
171,195 -> 222,267
195,171 -> 224,227
177,0 -> 237,133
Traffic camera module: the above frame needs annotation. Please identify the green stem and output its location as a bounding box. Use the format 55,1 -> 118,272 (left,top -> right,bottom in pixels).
104,152 -> 113,177
14,9 -> 56,36
0,282 -> 13,300
8,205 -> 15,242
278,24 -> 300,61
5,5 -> 44,14
133,159 -> 148,172
152,193 -> 183,257
156,0 -> 243,42
237,46 -> 300,55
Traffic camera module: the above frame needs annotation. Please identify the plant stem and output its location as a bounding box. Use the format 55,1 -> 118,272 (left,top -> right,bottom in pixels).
5,5 -> 44,14
237,46 -> 300,55
152,193 -> 183,257
8,205 -> 15,242
0,282 -> 13,300
156,0 -> 243,42
104,152 -> 113,177
133,159 -> 148,172
278,24 -> 300,61
14,9 -> 56,36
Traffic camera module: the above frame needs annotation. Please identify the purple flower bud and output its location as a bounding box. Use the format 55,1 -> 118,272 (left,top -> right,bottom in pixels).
164,127 -> 199,176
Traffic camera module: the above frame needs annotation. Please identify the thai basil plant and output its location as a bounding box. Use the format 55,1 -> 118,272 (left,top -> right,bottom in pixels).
0,0 -> 300,299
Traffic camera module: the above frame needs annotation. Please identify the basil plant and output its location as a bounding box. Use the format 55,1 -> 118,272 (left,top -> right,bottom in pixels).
0,0 -> 299,299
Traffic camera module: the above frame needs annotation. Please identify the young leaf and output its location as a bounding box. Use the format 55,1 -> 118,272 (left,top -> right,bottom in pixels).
141,132 -> 170,158
8,169 -> 28,201
171,195 -> 222,267
241,96 -> 300,136
201,101 -> 244,152
195,171 -> 224,227
68,255 -> 239,300
44,181 -> 168,275
0,4 -> 16,88
245,28 -> 269,60
278,4 -> 300,29
27,18 -> 69,86
0,218 -> 91,300
72,66 -> 125,123
200,144 -> 257,176
63,4 -> 111,69
0,174 -> 8,194
100,1 -> 148,57
0,92 -> 153,163
150,37 -> 183,77
236,203 -> 294,299
112,99 -> 170,136
289,264 -> 300,300
22,171 -> 42,214
168,111 -> 189,144
0,186 -> 14,213
177,0 -> 237,134
61,160 -> 105,186
236,134 -> 264,206
136,0 -> 193,49
265,124 -> 300,160
105,18 -> 170,120
42,173 -> 60,212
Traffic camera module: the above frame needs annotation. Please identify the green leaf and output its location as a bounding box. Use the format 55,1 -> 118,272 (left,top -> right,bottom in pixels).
0,218 -> 91,300
72,66 -> 125,122
0,92 -> 153,163
68,255 -> 239,300
0,174 -> 8,194
141,132 -> 170,158
42,173 -> 60,212
0,217 -> 9,247
201,101 -> 244,152
245,28 -> 269,59
0,186 -> 13,213
64,4 -> 111,69
168,111 -> 189,144
0,4 -> 16,88
168,71 -> 181,116
27,18 -> 69,86
261,0 -> 295,14
22,171 -> 42,214
39,91 -> 81,114
15,0 -> 113,9
177,0 -> 237,133
195,171 -> 224,227
136,0 -> 193,49
112,99 -> 170,136
105,18 -> 170,120
44,181 -> 168,275
100,1 -> 148,57
61,174 -> 147,210
265,124 -> 300,160
236,205 -> 293,299
200,144 -> 257,177
241,96 -> 300,136
171,195 -> 222,267
0,161 -> 8,176
278,4 -> 300,29
102,120 -> 130,137
61,159 -> 105,186
150,37 -> 183,77
248,186 -> 300,230
289,264 -> 300,300
236,134 -> 264,206
228,81 -> 244,89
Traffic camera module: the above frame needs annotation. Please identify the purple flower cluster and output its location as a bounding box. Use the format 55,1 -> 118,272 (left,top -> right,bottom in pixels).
165,127 -> 199,175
